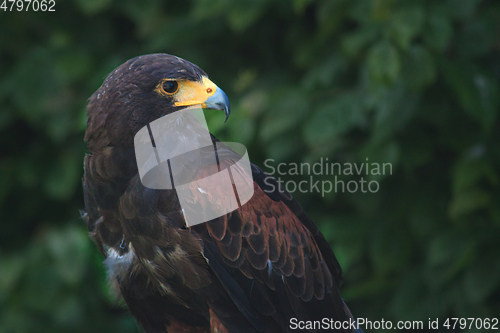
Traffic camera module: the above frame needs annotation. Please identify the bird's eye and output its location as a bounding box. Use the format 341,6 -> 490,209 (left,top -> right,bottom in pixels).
161,80 -> 179,95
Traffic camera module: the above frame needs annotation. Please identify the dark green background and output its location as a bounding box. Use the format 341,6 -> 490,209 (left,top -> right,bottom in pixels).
1,0 -> 500,332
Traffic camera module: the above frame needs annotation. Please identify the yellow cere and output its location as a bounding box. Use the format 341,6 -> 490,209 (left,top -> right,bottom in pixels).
171,76 -> 217,107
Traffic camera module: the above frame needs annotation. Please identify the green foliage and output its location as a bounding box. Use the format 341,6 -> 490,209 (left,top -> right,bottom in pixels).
1,0 -> 500,331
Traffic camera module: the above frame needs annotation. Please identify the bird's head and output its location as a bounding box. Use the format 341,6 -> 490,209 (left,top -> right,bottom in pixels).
85,53 -> 230,151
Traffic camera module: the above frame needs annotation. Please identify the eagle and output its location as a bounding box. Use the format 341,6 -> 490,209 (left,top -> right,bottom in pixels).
82,53 -> 362,333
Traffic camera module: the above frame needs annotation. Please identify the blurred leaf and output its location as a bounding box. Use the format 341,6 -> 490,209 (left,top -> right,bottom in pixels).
44,149 -> 82,200
449,188 -> 490,219
260,91 -> 309,142
53,295 -> 84,327
370,84 -> 419,142
452,156 -> 497,192
457,18 -> 497,59
371,0 -> 394,22
401,45 -> 436,90
441,61 -> 500,131
227,0 -> 267,32
446,0 -> 481,19
228,114 -> 255,146
463,255 -> 500,304
264,133 -> 302,162
10,49 -> 60,121
424,11 -> 453,51
233,69 -> 258,93
322,215 -> 365,271
192,0 -> 230,19
301,55 -> 347,90
293,0 -> 314,13
399,130 -> 433,170
22,264 -> 62,311
341,27 -> 379,58
389,4 -> 424,49
303,92 -> 365,147
0,254 -> 25,295
76,0 -> 113,14
391,273 -> 448,321
46,226 -> 89,286
0,107 -> 14,131
370,226 -> 411,274
367,41 -> 400,85
427,232 -> 476,283
360,140 -> 399,181
55,51 -> 93,81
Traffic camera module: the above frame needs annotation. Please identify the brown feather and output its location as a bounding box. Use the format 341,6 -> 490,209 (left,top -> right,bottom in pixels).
83,53 -> 357,333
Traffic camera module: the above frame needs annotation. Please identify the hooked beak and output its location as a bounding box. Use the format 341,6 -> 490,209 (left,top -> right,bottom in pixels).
202,86 -> 231,123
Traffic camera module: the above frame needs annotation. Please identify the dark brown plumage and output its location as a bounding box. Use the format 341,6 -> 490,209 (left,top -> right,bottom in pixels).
82,53 -> 359,333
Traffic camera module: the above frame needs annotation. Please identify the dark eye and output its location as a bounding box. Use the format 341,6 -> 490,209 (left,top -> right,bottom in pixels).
161,81 -> 179,95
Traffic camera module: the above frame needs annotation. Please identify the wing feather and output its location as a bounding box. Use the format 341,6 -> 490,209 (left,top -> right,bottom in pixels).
194,150 -> 354,332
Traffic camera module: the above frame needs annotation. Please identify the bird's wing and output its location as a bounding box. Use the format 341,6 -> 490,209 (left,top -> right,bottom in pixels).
187,145 -> 354,333
83,145 -> 355,333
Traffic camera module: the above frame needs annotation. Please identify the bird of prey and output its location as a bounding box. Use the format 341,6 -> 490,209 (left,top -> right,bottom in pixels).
82,53 -> 361,333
